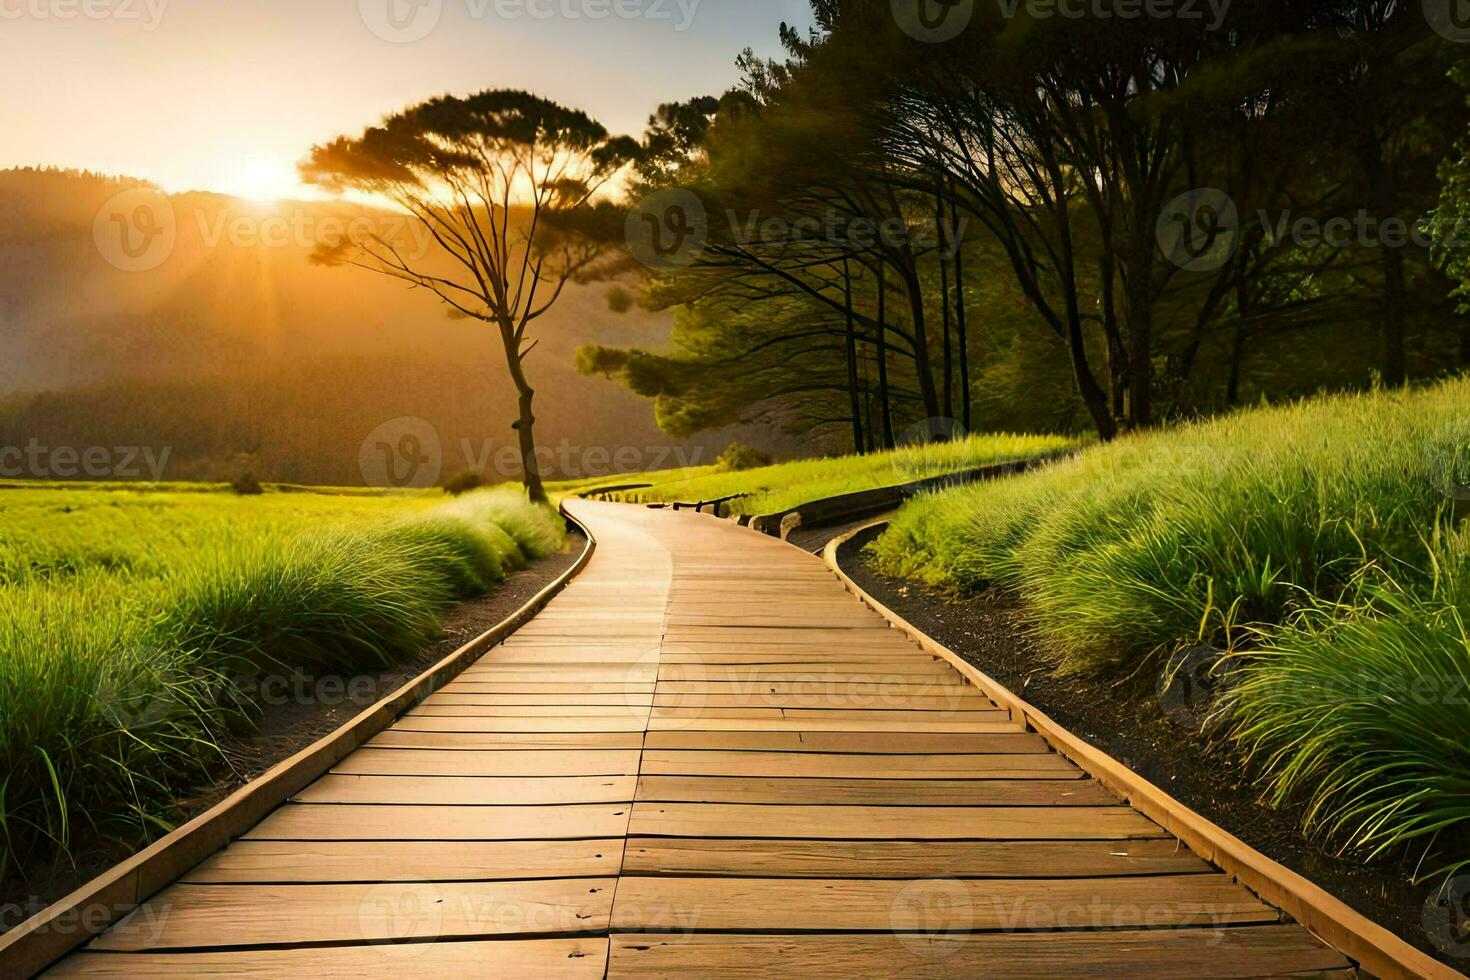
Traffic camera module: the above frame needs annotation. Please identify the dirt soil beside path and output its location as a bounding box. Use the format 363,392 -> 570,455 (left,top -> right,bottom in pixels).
838,525 -> 1460,970
0,532 -> 585,934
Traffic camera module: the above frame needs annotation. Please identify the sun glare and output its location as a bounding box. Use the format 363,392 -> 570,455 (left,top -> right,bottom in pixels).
225,155 -> 300,203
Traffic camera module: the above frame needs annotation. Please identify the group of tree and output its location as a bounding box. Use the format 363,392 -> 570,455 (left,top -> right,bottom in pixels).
582,0 -> 1470,452
296,2 -> 1470,501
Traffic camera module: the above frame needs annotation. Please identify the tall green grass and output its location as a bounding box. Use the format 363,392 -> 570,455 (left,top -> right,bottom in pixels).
573,432 -> 1075,516
872,377 -> 1470,874
0,486 -> 562,879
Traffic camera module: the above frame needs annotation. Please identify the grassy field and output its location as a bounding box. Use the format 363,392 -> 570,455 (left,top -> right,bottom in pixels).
554,433 -> 1077,516
871,377 -> 1470,877
0,484 -> 563,878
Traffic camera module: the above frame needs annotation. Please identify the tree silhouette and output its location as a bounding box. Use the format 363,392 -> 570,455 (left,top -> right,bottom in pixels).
301,90 -> 637,502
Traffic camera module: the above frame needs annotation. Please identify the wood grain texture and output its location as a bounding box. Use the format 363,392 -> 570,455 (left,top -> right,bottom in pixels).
46,938 -> 609,978
293,774 -> 636,806
627,803 -> 1164,841
622,837 -> 1210,878
184,839 -> 623,883
606,929 -> 1350,978
633,776 -> 1115,807
243,803 -> 631,842
609,876 -> 1277,931
90,880 -> 616,951
640,750 -> 1081,779
642,731 -> 1050,754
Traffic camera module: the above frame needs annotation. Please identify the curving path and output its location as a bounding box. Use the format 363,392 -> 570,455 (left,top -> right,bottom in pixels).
42,501 -> 1353,977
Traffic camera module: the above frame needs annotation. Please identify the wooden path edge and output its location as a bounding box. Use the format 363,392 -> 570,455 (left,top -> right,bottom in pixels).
0,508 -> 599,979
821,517 -> 1461,980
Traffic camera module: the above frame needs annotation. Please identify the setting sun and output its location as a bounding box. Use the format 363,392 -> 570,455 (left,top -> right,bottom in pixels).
223,154 -> 300,202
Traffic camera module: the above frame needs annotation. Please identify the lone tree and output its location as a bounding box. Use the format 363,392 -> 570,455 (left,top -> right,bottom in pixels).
301,90 -> 637,502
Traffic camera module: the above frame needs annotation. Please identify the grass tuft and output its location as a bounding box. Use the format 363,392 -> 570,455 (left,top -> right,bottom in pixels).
871,376 -> 1470,873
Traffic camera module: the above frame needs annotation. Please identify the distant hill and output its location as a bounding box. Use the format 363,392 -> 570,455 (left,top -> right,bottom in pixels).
0,168 -> 783,485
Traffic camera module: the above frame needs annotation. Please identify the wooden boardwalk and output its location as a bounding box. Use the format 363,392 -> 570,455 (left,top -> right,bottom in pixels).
44,501 -> 1354,977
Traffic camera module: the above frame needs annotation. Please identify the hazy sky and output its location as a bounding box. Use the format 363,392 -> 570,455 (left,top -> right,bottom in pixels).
1,0 -> 813,198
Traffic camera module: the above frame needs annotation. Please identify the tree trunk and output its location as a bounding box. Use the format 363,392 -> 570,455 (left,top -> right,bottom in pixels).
936,196 -> 954,423
876,264 -> 896,449
502,328 -> 548,504
898,252 -> 943,425
949,193 -> 972,432
843,259 -> 865,454
1380,244 -> 1408,388
1365,144 -> 1407,388
1067,313 -> 1118,441
1227,323 -> 1248,406
1124,245 -> 1154,429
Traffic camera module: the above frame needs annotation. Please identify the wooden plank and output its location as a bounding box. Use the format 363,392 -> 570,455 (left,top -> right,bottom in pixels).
622,837 -> 1210,878
184,839 -> 623,883
658,652 -> 936,665
491,648 -> 661,664
634,776 -> 1117,807
641,751 -> 1080,780
382,715 -> 648,732
244,803 -> 631,841
368,731 -> 644,751
90,879 -> 617,951
335,749 -> 642,777
606,928 -> 1351,978
628,803 -> 1164,841
645,717 -> 1017,734
658,675 -> 976,690
420,694 -> 653,708
410,704 -> 653,716
47,937 -> 609,978
643,732 -> 1048,754
658,663 -> 958,679
294,774 -> 636,806
661,628 -> 902,646
653,693 -> 991,710
655,680 -> 967,696
432,683 -> 654,695
609,876 -> 1277,932
457,667 -> 658,683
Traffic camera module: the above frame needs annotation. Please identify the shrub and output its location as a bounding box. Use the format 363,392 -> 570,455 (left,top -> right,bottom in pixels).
871,376 -> 1470,875
716,442 -> 775,472
231,472 -> 264,496
442,469 -> 484,497
606,286 -> 634,314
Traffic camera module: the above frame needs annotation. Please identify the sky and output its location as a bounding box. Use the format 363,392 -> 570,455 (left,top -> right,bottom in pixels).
0,0 -> 813,199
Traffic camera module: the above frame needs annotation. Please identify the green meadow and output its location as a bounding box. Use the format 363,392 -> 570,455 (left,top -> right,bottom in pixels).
558,432 -> 1077,516
0,485 -> 563,878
